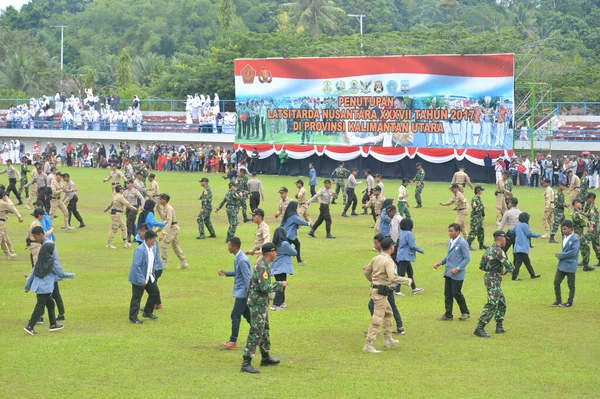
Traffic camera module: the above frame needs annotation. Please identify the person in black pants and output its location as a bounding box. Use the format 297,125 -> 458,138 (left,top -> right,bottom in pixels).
307,179 -> 336,239
63,174 -> 85,228
128,229 -> 160,323
342,169 -> 361,217
0,160 -> 23,204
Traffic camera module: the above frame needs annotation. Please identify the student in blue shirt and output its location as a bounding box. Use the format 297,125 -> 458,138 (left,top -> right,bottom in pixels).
218,237 -> 252,350
270,227 -> 297,311
34,200 -> 55,241
281,201 -> 310,265
512,212 -> 541,280
396,218 -> 425,295
134,199 -> 166,243
309,162 -> 317,196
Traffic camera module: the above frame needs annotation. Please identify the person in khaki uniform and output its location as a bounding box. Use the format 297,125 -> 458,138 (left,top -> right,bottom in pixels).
440,184 -> 469,239
451,165 -> 473,193
103,164 -> 125,192
104,184 -> 137,249
495,171 -> 511,223
363,237 -> 413,353
26,208 -> 54,266
49,172 -> 73,230
541,179 -> 555,238
245,208 -> 271,258
147,173 -> 162,218
273,187 -> 292,219
363,186 -> 386,235
0,190 -> 23,259
24,164 -> 39,210
294,180 -> 311,224
567,170 -> 581,204
158,193 -> 188,269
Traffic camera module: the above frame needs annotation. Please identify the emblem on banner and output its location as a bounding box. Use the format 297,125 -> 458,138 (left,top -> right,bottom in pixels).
258,66 -> 273,84
386,80 -> 398,95
349,80 -> 359,94
241,64 -> 256,84
400,80 -> 410,93
323,80 -> 333,95
335,81 -> 347,94
374,80 -> 384,94
360,80 -> 372,94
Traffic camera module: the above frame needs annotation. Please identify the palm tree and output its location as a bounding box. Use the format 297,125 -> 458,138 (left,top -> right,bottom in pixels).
0,52 -> 39,92
280,0 -> 345,38
132,53 -> 166,87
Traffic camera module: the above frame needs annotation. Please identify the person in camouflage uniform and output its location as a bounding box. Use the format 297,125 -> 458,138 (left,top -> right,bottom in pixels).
19,156 -> 30,200
216,182 -> 242,243
236,168 -> 251,223
197,177 -> 216,239
580,169 -> 589,201
412,162 -> 425,208
240,243 -> 286,374
550,181 -> 567,243
582,192 -> 599,270
571,199 -> 591,269
503,172 -> 514,210
467,186 -> 488,251
474,230 -> 514,338
330,162 -> 350,205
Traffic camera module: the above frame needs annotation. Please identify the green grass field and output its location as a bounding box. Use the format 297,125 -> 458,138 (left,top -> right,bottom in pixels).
1,169 -> 599,398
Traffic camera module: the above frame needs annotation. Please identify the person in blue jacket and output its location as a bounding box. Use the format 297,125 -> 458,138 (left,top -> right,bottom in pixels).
219,236 -> 252,350
396,218 -> 425,295
134,199 -> 166,243
136,223 -> 165,310
270,227 -> 297,311
512,212 -> 541,280
128,229 -> 161,323
35,200 -> 56,242
551,220 -> 580,308
281,201 -> 309,265
24,227 -> 75,335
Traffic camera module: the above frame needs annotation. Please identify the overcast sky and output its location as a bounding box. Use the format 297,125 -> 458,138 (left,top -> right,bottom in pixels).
0,0 -> 30,11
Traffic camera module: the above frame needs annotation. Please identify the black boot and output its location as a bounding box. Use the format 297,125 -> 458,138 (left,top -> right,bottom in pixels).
496,320 -> 505,333
549,234 -> 557,243
479,244 -> 489,250
468,243 -> 475,251
474,321 -> 491,338
415,203 -> 422,208
241,357 -> 260,373
260,353 -> 280,366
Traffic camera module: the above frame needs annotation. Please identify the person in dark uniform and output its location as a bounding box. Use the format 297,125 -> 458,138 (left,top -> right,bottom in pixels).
342,169 -> 362,217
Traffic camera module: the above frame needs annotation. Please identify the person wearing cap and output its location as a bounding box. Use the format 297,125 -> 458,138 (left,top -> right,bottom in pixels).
133,172 -> 147,199
540,179 -> 554,239
473,230 -> 515,338
549,182 -> 567,243
27,208 -> 54,266
25,164 -> 49,212
342,168 -> 361,217
363,185 -> 386,234
582,192 -> 600,268
433,223 -> 471,321
374,173 -> 384,196
218,236 -> 252,350
307,179 -> 336,239
0,159 -> 23,205
294,179 -> 311,224
360,169 -> 375,215
240,242 -> 287,374
104,184 -> 137,249
495,171 -> 510,224
273,187 -> 291,219
0,190 -> 23,259
158,193 -> 188,269
216,182 -> 243,243
566,170 -> 581,205
330,161 -> 350,205
49,172 -> 73,230
412,163 -> 425,208
63,174 -> 85,228
450,165 -> 473,193
467,185 -> 488,251
19,156 -> 31,204
245,208 -> 271,257
396,178 -> 412,219
551,220 -> 580,308
197,177 -> 216,239
23,162 -> 40,210
102,164 -> 125,192
123,180 -> 145,242
580,168 -> 589,201
363,236 -> 413,353
147,173 -> 162,218
440,184 -> 469,240
234,168 -> 251,224
247,171 -> 264,213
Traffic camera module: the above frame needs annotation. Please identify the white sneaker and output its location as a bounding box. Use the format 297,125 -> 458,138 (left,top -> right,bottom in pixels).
106,244 -> 117,249
280,303 -> 287,308
394,292 -> 405,297
270,305 -> 283,311
412,288 -> 424,294
383,336 -> 399,348
362,344 -> 381,354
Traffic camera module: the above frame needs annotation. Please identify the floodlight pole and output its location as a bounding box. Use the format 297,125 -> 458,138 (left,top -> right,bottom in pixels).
348,14 -> 365,55
52,25 -> 67,70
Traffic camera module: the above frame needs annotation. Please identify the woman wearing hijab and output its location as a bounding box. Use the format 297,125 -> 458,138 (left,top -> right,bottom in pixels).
512,212 -> 541,281
395,218 -> 425,295
135,199 -> 166,243
270,227 -> 297,311
23,227 -> 75,335
280,201 -> 310,265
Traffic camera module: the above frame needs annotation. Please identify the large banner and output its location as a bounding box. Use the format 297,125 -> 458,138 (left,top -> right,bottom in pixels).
234,54 -> 514,150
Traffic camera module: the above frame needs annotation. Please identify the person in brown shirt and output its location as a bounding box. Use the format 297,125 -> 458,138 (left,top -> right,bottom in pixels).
0,190 -> 23,259
440,184 -> 469,239
158,193 -> 188,269
451,165 -> 473,193
294,179 -> 311,223
104,184 -> 137,249
26,208 -> 54,266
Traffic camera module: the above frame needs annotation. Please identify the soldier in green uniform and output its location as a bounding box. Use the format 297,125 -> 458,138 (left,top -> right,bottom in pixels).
331,161 -> 350,205
549,181 -> 567,243
241,243 -> 286,374
216,182 -> 242,243
412,162 -> 425,208
580,169 -> 589,201
19,155 -> 30,200
236,168 -> 251,223
197,177 -> 216,239
582,192 -> 599,270
503,172 -> 513,209
467,186 -> 488,251
474,230 -> 514,338
571,199 -> 591,269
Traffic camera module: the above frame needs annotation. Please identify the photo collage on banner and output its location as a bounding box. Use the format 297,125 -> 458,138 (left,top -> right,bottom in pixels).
234,54 -> 515,150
